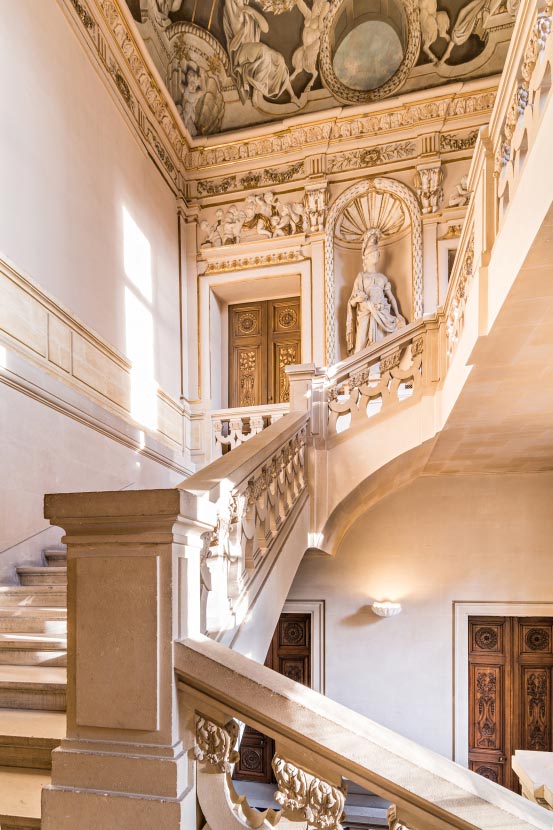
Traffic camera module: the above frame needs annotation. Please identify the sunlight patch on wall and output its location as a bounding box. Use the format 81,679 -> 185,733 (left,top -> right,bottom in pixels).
123,207 -> 157,431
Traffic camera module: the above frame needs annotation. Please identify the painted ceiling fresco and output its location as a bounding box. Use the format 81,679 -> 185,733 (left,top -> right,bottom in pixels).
126,0 -> 516,135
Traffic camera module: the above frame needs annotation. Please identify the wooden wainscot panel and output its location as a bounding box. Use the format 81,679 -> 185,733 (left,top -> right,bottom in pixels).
76,555 -> 159,731
0,271 -> 48,358
72,332 -> 130,411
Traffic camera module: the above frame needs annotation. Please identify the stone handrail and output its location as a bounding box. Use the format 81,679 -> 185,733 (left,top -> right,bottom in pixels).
176,635 -> 553,830
210,403 -> 289,459
181,411 -> 308,642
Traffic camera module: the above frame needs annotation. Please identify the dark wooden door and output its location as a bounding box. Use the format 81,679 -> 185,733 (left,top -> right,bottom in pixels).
228,298 -> 301,408
469,616 -> 553,791
233,612 -> 311,782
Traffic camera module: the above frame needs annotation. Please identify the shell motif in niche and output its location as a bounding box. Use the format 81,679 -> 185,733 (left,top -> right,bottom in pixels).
335,190 -> 407,244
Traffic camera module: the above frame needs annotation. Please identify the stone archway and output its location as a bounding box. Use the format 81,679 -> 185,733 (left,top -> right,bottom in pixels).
324,177 -> 423,365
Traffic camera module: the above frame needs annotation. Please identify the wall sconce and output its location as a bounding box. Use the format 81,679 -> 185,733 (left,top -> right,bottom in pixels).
371,600 -> 402,618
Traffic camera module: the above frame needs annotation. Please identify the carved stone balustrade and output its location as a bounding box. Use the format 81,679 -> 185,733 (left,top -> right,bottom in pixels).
177,637 -> 552,830
211,403 -> 289,459
182,411 -> 308,644
325,323 -> 428,438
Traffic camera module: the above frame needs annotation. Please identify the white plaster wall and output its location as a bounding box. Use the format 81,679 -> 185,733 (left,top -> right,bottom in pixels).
288,472 -> 553,759
0,0 -> 181,399
0,383 -> 183,582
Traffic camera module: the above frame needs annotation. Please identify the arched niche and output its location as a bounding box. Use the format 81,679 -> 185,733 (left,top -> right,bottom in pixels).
324,177 -> 423,365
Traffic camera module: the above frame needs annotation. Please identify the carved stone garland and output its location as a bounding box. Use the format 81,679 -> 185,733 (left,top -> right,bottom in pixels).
324,177 -> 423,365
273,754 -> 347,830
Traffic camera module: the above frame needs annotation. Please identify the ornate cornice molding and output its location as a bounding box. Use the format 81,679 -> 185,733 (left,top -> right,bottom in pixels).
59,0 -> 188,193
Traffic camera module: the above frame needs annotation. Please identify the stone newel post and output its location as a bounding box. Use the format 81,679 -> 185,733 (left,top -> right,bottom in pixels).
42,488 -> 217,830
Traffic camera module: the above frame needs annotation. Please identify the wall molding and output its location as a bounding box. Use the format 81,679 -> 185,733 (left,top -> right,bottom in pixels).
283,599 -> 325,695
0,252 -> 198,472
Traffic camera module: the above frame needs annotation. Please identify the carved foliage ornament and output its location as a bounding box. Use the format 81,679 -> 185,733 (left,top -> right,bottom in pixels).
195,716 -> 239,772
273,754 -> 346,830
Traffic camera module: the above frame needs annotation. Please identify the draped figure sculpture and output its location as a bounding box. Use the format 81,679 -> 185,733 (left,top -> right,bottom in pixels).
223,0 -> 299,105
346,230 -> 405,355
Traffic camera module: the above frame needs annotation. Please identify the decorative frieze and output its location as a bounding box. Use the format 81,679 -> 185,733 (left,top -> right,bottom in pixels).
328,140 -> 416,173
440,129 -> 479,151
203,250 -> 304,275
200,191 -> 305,246
186,90 -> 496,171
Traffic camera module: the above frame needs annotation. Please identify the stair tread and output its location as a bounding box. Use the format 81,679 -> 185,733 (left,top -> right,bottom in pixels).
0,765 -> 50,819
0,666 -> 66,688
0,709 -> 66,740
0,634 -> 67,647
16,567 -> 67,574
0,586 -> 66,594
0,607 -> 66,617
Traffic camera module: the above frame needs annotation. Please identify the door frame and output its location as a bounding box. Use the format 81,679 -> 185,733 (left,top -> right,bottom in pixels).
453,601 -> 553,766
283,599 -> 325,694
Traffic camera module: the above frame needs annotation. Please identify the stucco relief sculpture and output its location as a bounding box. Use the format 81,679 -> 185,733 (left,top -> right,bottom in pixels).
304,183 -> 328,232
200,191 -> 305,246
449,175 -> 470,206
223,0 -> 300,105
346,231 -> 406,355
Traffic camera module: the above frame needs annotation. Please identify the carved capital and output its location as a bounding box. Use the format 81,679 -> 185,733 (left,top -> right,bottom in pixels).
273,754 -> 346,830
387,804 -> 413,830
194,717 -> 239,772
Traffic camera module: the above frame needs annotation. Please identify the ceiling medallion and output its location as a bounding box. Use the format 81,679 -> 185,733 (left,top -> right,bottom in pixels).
319,0 -> 421,103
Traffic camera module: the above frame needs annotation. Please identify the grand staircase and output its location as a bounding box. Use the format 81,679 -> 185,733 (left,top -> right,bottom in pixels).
0,547 -> 67,830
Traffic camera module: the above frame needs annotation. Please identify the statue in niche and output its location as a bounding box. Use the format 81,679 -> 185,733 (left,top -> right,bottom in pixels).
223,0 -> 300,105
290,0 -> 330,94
346,230 -> 405,355
175,60 -> 224,136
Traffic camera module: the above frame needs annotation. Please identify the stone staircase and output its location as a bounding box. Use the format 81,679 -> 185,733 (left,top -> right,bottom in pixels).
0,547 -> 67,830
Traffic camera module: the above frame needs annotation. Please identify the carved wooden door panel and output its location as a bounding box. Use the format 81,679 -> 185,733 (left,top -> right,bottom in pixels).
229,298 -> 300,408
233,612 -> 311,783
469,616 -> 553,792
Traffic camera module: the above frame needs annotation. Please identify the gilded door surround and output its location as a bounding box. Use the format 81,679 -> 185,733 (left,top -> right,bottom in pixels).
324,176 -> 423,365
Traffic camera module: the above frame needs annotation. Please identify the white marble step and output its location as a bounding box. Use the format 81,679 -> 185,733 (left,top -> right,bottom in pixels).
16,567 -> 67,587
0,587 -> 66,608
0,666 -> 66,712
0,608 -> 66,635
0,709 -> 65,770
0,634 -> 67,667
0,765 -> 48,828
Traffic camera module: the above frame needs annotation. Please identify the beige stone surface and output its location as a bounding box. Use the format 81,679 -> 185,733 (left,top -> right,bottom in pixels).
0,766 -> 50,819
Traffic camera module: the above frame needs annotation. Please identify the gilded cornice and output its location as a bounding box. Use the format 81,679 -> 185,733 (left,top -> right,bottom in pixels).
61,0 -> 189,193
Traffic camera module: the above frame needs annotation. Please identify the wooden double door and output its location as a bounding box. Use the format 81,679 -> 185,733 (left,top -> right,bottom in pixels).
229,298 -> 301,408
233,612 -> 311,783
469,616 -> 553,791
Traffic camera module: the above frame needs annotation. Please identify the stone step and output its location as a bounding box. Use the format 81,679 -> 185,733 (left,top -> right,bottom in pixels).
16,567 -> 67,587
0,608 -> 66,635
0,635 -> 67,667
44,548 -> 67,566
0,709 -> 65,770
0,765 -> 49,829
0,666 -> 66,712
0,587 -> 66,608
